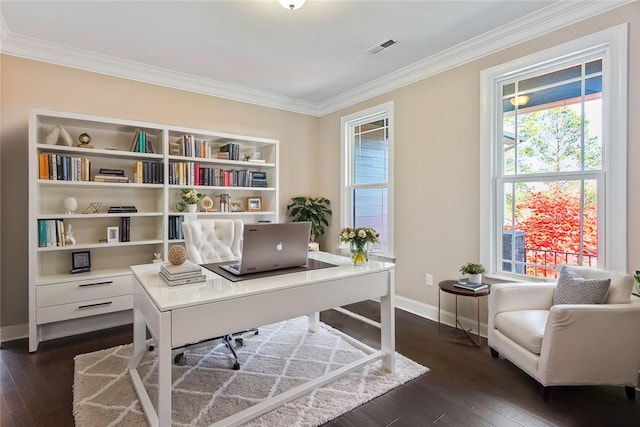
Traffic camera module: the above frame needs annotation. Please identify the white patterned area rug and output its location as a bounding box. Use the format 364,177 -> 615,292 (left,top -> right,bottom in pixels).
73,316 -> 428,426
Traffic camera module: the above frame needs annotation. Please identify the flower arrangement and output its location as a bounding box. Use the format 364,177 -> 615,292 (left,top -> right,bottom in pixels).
339,227 -> 380,247
633,271 -> 640,298
180,188 -> 204,205
340,227 -> 379,265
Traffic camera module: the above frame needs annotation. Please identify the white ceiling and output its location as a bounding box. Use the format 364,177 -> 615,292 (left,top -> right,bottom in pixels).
0,1 -> 629,115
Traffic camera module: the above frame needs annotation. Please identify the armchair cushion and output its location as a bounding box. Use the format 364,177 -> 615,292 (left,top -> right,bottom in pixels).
558,265 -> 633,304
494,310 -> 548,355
553,266 -> 610,305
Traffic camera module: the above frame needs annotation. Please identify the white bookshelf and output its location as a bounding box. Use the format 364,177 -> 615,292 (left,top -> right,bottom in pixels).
28,109 -> 279,351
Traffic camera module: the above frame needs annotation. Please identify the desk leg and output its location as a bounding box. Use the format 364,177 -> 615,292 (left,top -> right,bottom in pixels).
308,312 -> 319,333
157,314 -> 172,427
380,270 -> 395,373
129,301 -> 146,369
437,288 -> 441,335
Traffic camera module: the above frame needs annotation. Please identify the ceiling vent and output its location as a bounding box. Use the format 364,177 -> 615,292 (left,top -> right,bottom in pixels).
366,39 -> 396,55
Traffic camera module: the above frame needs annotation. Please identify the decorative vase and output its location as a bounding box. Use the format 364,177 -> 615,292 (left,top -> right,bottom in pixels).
469,273 -> 483,284
186,203 -> 198,213
350,241 -> 370,265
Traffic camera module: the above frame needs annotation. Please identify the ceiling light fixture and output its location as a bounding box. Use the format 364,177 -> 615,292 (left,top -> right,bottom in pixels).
279,0 -> 305,10
509,95 -> 530,106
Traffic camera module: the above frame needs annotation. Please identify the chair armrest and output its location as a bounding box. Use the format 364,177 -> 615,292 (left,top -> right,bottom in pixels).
539,297 -> 640,385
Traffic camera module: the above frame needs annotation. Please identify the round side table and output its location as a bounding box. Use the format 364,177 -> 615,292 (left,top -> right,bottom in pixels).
438,280 -> 490,346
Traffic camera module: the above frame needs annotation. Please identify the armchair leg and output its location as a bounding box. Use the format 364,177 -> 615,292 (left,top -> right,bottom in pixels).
543,386 -> 551,402
625,386 -> 636,400
489,347 -> 499,359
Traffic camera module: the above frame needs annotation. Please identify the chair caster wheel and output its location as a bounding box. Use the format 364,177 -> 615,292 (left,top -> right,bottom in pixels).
174,353 -> 185,365
148,345 -> 155,351
236,337 -> 244,347
233,362 -> 240,370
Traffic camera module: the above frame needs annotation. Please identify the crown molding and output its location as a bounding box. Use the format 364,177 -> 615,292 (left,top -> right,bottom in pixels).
0,21 -> 321,116
0,1 -> 632,117
316,0 -> 632,116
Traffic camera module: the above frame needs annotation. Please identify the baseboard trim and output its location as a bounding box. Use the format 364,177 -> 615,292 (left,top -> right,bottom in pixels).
394,295 -> 488,338
1,323 -> 29,343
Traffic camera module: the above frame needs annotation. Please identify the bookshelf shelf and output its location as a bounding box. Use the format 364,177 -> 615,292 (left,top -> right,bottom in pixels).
28,108 -> 279,351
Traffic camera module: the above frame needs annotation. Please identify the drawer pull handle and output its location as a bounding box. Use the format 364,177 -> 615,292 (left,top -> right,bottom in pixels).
79,281 -> 113,287
78,301 -> 113,309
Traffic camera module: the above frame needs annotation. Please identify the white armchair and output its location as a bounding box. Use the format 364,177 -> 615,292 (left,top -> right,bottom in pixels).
488,266 -> 640,400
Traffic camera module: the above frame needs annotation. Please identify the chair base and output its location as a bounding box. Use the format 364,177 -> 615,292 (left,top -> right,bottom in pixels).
174,328 -> 259,369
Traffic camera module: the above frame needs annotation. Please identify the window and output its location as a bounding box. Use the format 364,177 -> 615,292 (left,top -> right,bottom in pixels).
341,102 -> 394,255
480,25 -> 627,278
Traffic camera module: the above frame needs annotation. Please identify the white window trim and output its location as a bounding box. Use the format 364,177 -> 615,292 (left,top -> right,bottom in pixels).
340,101 -> 395,258
479,24 -> 628,277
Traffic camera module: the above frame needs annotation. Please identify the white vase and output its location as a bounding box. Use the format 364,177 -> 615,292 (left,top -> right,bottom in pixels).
186,203 -> 198,213
469,273 -> 483,284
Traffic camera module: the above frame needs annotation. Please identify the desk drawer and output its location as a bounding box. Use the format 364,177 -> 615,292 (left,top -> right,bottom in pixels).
37,275 -> 132,307
36,294 -> 133,324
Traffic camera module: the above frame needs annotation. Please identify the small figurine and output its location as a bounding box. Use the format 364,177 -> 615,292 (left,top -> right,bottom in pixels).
152,252 -> 163,263
78,132 -> 93,149
65,224 -> 76,245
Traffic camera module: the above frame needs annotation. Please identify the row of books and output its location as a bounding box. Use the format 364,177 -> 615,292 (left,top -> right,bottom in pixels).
120,217 -> 131,242
38,219 -> 67,247
132,161 -> 164,184
38,153 -> 91,181
168,162 -> 268,187
130,130 -> 155,153
168,216 -> 185,240
169,136 -> 245,162
160,261 -> 205,286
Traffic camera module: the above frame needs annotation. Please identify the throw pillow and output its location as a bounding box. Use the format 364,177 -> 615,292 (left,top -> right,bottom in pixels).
553,266 -> 611,305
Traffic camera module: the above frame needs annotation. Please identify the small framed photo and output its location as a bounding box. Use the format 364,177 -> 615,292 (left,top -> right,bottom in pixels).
230,201 -> 244,212
71,250 -> 91,273
247,197 -> 262,212
107,226 -> 119,243
169,141 -> 184,156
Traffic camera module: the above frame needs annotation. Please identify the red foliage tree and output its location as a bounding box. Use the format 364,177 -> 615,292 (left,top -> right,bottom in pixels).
512,186 -> 597,275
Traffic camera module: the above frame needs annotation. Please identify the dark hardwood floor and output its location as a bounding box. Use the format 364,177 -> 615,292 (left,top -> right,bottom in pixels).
2,301 -> 638,426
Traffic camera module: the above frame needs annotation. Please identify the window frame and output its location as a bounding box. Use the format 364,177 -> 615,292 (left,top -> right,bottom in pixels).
340,101 -> 394,257
479,24 -> 628,277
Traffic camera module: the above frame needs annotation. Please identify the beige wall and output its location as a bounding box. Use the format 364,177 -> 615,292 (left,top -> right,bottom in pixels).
319,3 -> 640,319
0,56 -> 318,327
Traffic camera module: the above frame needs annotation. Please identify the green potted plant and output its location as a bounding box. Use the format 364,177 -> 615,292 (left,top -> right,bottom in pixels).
460,262 -> 486,284
286,196 -> 331,250
179,188 -> 204,213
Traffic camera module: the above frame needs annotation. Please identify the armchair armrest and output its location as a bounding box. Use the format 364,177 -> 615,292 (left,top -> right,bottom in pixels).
539,297 -> 640,386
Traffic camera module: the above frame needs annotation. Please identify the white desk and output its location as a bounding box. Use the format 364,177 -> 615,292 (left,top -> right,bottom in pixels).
128,252 -> 395,427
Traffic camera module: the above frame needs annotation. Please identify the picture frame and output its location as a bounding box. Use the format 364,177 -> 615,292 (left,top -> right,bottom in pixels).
169,141 -> 184,156
107,226 -> 119,243
230,201 -> 244,212
71,250 -> 91,273
247,197 -> 262,212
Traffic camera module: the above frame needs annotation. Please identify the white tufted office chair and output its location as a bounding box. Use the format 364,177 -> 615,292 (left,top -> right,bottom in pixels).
182,218 -> 244,264
177,218 -> 257,369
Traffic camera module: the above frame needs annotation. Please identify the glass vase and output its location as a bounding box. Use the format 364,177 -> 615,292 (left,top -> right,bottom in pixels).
350,241 -> 370,265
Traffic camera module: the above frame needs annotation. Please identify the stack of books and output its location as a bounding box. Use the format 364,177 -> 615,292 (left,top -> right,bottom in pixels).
159,261 -> 205,286
94,168 -> 129,183
454,280 -> 489,292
